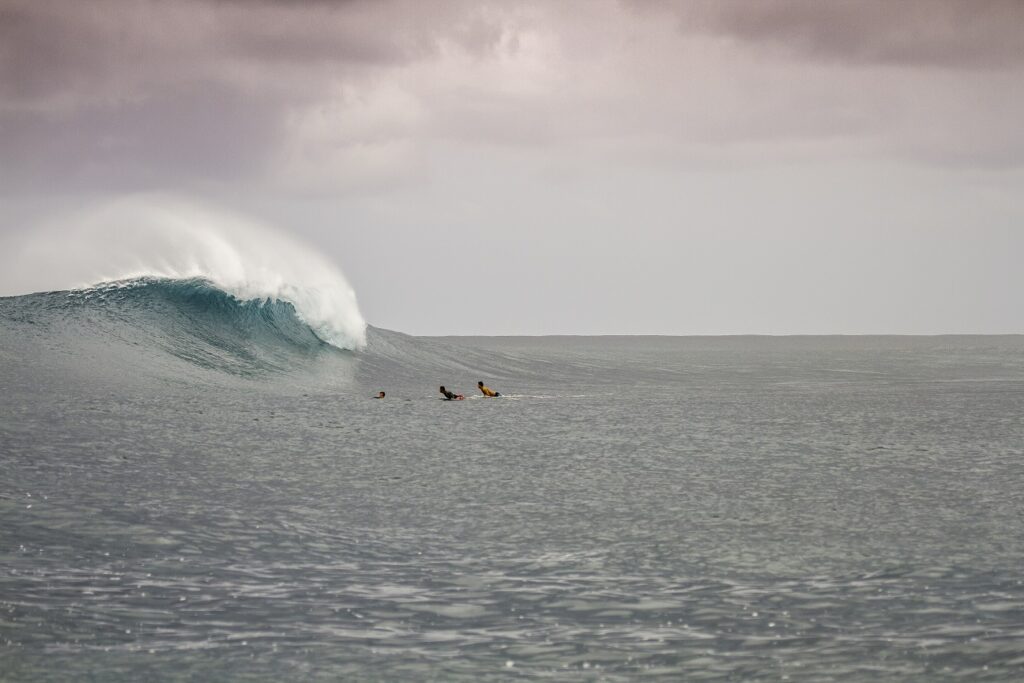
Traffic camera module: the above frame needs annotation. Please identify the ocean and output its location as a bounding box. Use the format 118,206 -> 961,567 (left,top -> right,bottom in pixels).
2,278 -> 1023,681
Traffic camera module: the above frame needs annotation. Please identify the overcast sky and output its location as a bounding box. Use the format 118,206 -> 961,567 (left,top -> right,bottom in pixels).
1,0 -> 1022,334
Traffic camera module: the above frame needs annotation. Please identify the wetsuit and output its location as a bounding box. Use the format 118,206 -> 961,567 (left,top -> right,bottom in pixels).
442,389 -> 460,400
479,384 -> 499,397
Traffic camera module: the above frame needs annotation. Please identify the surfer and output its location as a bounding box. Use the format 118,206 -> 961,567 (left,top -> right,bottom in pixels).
373,391 -> 385,399
439,385 -> 464,401
477,381 -> 501,397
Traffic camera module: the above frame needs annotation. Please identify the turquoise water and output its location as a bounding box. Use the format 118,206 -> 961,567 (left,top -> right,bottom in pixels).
2,280 -> 1024,680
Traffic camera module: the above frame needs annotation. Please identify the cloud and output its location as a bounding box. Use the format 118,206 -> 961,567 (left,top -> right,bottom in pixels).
0,0 -> 510,110
0,0 -> 1022,196
650,0 -> 1024,69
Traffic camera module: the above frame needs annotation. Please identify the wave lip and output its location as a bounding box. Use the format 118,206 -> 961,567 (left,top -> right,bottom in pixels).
2,195 -> 367,350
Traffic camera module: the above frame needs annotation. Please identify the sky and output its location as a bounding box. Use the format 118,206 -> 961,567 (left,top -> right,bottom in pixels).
1,0 -> 1022,335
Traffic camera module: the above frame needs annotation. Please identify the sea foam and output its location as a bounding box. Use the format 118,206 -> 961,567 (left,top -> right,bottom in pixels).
3,195 -> 367,350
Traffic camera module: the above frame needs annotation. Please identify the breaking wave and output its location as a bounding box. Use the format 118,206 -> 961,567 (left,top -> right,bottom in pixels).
0,196 -> 366,350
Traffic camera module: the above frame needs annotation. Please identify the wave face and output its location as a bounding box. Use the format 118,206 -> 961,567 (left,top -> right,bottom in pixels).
1,196 -> 366,350
1,278 -> 351,379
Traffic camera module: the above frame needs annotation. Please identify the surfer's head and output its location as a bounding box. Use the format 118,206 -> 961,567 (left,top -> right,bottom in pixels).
378,391 -> 385,398
478,381 -> 484,387
439,386 -> 446,393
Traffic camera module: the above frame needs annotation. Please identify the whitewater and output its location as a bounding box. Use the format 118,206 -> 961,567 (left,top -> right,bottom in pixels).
3,205 -> 1024,681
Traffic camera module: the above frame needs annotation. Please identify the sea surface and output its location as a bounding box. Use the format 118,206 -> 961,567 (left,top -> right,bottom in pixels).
2,279 -> 1023,681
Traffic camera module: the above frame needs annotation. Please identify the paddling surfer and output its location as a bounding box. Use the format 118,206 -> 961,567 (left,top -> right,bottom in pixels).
477,381 -> 501,397
439,385 -> 464,400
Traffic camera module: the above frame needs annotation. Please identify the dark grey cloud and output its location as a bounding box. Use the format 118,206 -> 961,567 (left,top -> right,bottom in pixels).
220,0 -> 509,66
657,0 -> 1024,69
0,1 -> 116,103
0,0 -> 506,107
